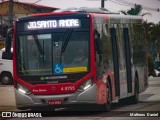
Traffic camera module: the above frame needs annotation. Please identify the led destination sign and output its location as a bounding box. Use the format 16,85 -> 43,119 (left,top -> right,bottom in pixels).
26,19 -> 80,30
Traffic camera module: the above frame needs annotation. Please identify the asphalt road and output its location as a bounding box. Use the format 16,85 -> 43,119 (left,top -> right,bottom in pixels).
0,77 -> 160,120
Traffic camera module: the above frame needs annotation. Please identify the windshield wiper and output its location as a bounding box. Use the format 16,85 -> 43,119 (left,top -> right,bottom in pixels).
60,29 -> 73,64
32,32 -> 44,55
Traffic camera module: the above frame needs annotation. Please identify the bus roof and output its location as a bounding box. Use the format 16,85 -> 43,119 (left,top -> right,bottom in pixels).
16,7 -> 143,24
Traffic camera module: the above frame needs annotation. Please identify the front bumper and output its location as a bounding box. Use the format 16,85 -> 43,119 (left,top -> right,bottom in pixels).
15,84 -> 97,110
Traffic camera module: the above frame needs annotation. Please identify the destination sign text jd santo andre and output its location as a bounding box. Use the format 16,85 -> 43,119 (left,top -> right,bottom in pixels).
26,19 -> 80,30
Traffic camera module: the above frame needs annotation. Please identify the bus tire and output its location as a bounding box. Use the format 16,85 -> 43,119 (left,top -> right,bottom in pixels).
103,81 -> 112,111
0,72 -> 13,85
130,76 -> 139,104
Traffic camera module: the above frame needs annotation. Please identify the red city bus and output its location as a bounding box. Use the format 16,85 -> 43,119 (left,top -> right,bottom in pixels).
4,8 -> 148,111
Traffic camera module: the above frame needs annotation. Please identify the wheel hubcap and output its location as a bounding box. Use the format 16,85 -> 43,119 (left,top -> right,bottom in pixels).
2,76 -> 10,84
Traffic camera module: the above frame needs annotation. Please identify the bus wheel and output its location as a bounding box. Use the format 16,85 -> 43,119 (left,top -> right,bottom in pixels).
0,72 -> 13,85
119,76 -> 139,104
104,81 -> 111,111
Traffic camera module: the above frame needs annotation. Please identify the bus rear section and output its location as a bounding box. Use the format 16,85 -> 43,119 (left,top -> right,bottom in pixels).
13,13 -> 108,111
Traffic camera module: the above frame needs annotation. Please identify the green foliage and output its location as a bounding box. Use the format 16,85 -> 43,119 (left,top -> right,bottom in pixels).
150,24 -> 160,46
127,5 -> 142,15
120,4 -> 142,15
144,22 -> 160,54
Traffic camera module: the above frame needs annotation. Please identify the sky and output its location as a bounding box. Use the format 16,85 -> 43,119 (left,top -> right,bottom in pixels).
19,0 -> 160,23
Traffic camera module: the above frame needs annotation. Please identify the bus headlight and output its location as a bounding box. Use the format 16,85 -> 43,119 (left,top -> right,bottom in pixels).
77,79 -> 93,92
16,83 -> 31,95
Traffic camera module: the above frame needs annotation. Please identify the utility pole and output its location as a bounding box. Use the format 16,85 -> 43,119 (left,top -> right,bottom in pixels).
101,0 -> 107,8
8,0 -> 13,28
101,0 -> 105,8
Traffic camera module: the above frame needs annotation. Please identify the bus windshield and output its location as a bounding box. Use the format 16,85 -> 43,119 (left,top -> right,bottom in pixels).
17,30 -> 89,76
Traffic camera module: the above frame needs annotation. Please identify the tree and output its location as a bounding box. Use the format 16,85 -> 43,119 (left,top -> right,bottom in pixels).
120,4 -> 142,15
150,24 -> 160,45
127,4 -> 142,15
148,54 -> 155,76
120,4 -> 151,16
149,23 -> 160,52
143,21 -> 155,53
144,22 -> 160,70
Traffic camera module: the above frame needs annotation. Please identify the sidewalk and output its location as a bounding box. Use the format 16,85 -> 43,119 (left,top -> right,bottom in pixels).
139,77 -> 160,102
0,85 -> 17,111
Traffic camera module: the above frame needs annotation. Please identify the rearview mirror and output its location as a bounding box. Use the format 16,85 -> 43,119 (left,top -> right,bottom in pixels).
94,30 -> 103,54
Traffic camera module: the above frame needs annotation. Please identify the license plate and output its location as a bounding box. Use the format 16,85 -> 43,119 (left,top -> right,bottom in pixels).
48,100 -> 62,105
